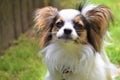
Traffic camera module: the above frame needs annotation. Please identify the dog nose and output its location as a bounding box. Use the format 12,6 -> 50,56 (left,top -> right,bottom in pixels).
64,29 -> 72,35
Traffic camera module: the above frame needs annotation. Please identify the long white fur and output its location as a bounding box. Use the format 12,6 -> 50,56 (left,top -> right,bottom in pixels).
41,40 -> 117,80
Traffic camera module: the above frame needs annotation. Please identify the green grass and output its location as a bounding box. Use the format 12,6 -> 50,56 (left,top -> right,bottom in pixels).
0,35 -> 46,80
0,0 -> 120,80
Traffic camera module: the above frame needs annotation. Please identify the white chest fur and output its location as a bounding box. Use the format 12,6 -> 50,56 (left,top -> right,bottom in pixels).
41,41 -> 114,80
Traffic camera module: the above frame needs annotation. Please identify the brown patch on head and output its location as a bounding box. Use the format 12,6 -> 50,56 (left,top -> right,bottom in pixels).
52,16 -> 64,33
55,17 -> 64,28
74,30 -> 88,45
74,16 -> 84,26
73,16 -> 86,32
73,16 -> 88,45
56,17 -> 64,24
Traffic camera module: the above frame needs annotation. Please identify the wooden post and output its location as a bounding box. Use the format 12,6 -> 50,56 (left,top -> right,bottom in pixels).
0,0 -> 15,51
12,0 -> 22,39
20,0 -> 29,32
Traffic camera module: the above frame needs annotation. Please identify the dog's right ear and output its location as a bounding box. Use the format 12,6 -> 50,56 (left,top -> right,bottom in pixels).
34,6 -> 58,48
34,6 -> 58,32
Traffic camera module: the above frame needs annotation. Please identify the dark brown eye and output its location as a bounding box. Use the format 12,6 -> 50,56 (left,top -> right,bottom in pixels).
74,22 -> 84,31
56,21 -> 64,28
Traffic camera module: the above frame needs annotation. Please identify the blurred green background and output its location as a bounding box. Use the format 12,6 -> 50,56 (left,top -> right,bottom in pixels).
0,0 -> 120,80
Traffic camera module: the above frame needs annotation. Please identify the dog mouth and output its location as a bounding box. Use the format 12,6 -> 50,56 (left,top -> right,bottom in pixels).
58,35 -> 73,41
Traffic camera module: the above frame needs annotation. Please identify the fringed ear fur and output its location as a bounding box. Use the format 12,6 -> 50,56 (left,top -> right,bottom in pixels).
82,5 -> 113,52
34,6 -> 58,48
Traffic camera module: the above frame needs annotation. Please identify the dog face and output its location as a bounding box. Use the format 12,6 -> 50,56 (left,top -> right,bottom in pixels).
34,5 -> 113,52
53,9 -> 87,44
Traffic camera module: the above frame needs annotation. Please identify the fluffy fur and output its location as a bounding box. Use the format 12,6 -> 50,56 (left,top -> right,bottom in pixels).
34,3 -> 119,80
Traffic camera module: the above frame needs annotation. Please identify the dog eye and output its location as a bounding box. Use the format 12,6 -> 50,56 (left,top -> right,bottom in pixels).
56,21 -> 64,28
74,22 -> 84,30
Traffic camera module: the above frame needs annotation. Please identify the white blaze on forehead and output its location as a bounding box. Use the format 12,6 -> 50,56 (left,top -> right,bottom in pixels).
56,9 -> 80,40
58,9 -> 80,21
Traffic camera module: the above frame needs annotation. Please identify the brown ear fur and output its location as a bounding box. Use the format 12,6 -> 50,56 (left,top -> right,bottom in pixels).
34,6 -> 58,48
85,5 -> 113,52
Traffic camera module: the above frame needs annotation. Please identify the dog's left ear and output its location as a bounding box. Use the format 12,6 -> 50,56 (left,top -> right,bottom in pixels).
34,6 -> 58,48
81,5 -> 113,52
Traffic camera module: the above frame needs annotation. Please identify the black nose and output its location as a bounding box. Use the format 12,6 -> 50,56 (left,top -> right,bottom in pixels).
64,29 -> 72,35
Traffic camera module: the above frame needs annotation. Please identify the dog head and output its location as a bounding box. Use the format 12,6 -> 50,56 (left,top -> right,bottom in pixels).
34,4 -> 113,52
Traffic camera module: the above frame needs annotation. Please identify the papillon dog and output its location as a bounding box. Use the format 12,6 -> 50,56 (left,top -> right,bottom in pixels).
34,3 -> 119,80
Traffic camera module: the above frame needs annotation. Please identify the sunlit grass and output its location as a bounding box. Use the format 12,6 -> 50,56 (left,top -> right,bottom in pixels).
0,35 -> 46,80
